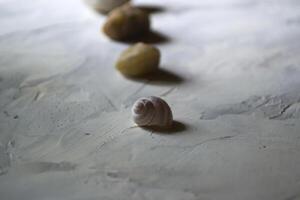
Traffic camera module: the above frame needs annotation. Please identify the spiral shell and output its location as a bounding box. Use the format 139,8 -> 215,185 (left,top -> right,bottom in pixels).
132,96 -> 173,127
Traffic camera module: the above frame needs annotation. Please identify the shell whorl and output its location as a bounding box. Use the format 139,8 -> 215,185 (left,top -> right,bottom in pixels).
131,96 -> 173,127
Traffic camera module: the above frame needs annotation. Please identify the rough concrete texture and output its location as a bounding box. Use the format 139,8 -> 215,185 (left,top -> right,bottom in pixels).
0,0 -> 300,199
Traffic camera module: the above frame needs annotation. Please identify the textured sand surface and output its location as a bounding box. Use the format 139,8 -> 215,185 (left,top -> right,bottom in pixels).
1,0 -> 300,199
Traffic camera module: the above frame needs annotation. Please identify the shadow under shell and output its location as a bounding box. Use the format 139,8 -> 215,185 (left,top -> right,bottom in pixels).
141,120 -> 187,134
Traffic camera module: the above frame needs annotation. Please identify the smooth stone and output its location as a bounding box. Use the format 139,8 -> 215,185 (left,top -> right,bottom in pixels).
103,4 -> 150,41
84,0 -> 130,14
116,43 -> 160,77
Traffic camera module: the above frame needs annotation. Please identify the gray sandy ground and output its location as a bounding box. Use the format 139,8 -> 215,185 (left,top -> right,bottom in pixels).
0,0 -> 300,199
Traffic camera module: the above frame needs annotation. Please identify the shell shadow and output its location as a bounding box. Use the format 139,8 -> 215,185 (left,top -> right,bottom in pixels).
141,121 -> 188,134
127,68 -> 185,86
121,30 -> 170,44
136,5 -> 166,14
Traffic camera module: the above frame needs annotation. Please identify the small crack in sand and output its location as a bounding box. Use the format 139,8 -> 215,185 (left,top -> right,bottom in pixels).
151,134 -> 239,151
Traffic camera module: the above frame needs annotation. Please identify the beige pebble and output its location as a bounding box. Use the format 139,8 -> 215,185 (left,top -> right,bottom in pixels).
85,0 -> 130,14
116,43 -> 160,77
103,4 -> 150,41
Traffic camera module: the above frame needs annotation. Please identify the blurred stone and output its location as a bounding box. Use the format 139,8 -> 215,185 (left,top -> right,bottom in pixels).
103,4 -> 150,41
84,0 -> 130,14
116,42 -> 160,76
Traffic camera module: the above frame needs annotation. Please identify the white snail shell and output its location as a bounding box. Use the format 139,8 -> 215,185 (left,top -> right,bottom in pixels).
132,96 -> 173,127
